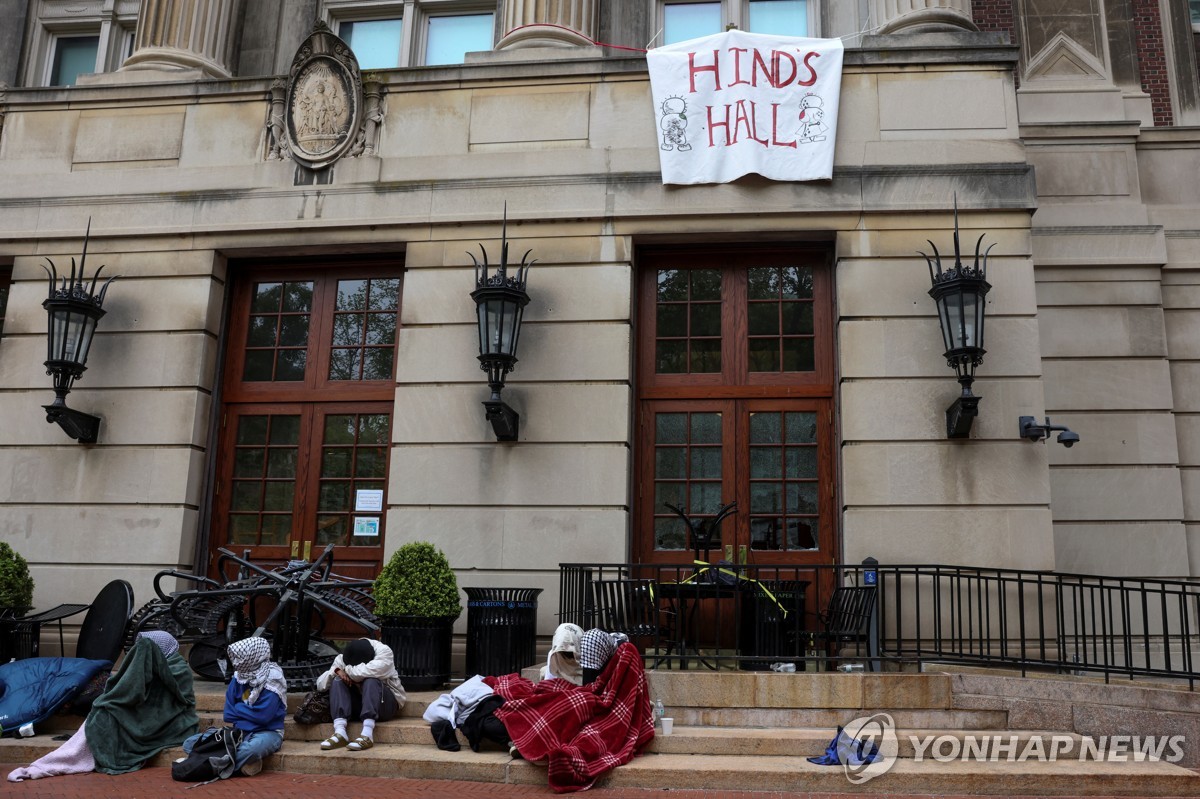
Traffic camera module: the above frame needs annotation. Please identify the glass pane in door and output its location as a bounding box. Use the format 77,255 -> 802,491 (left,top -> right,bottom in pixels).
655,269 -> 723,374
748,410 -> 818,551
243,281 -> 314,381
748,266 -> 815,373
652,411 -> 723,551
228,414 -> 299,545
316,413 -> 391,546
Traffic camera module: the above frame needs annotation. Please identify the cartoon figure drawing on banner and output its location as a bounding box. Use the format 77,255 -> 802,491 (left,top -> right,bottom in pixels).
660,96 -> 692,152
797,93 -> 828,144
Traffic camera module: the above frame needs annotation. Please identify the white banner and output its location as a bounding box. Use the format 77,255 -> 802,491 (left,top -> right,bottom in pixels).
647,30 -> 844,185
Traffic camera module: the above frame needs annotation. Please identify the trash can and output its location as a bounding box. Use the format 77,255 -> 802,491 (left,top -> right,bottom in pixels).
464,587 -> 543,678
737,580 -> 808,670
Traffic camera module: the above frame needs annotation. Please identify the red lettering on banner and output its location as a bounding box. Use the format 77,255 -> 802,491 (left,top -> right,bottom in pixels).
707,104 -> 731,146
752,49 -> 777,87
799,51 -> 820,86
771,103 -> 797,148
734,100 -> 768,146
729,47 -> 751,87
689,50 -> 722,92
772,50 -> 797,87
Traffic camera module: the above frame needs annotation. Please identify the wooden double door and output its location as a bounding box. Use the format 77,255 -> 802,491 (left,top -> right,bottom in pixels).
634,246 -> 838,621
208,259 -> 403,586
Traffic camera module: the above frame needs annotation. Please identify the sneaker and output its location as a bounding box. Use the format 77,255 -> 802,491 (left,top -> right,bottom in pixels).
240,756 -> 263,777
508,741 -> 523,760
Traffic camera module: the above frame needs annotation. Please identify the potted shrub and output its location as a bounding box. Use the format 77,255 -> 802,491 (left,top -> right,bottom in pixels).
0,541 -> 35,662
0,541 -> 34,614
373,541 -> 462,690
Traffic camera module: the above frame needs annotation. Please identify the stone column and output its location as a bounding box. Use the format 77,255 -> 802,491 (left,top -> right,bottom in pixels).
121,0 -> 243,78
870,0 -> 975,34
496,0 -> 598,49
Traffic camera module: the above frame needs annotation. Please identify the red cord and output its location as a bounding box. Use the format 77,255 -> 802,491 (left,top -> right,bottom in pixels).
502,21 -> 649,53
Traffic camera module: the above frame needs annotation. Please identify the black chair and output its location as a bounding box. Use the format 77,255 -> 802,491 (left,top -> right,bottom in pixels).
813,585 -> 879,671
76,579 -> 135,663
590,578 -> 672,642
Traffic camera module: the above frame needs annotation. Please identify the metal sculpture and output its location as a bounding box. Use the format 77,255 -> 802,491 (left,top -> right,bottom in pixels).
126,544 -> 376,691
664,501 -> 738,563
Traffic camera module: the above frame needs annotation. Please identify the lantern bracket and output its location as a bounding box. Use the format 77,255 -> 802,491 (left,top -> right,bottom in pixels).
483,398 -> 520,442
43,401 -> 101,444
946,390 -> 980,439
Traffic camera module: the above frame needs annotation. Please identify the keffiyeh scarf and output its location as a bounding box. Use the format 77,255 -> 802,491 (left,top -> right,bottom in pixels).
137,630 -> 180,658
226,637 -> 288,705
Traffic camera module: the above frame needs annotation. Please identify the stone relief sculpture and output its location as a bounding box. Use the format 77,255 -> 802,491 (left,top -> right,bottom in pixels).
267,78 -> 291,161
278,21 -> 364,170
349,74 -> 385,158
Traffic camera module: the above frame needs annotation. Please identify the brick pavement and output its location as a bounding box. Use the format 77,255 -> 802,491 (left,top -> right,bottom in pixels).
4,765 -> 1198,799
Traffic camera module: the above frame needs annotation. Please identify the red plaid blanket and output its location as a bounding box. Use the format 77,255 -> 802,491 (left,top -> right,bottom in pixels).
485,643 -> 654,792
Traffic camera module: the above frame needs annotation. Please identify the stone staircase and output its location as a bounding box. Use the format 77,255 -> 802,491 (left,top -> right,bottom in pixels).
3,671 -> 1198,794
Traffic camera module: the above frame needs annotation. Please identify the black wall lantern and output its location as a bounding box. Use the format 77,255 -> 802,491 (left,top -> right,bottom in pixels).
921,199 -> 993,439
41,222 -> 117,444
469,208 -> 534,442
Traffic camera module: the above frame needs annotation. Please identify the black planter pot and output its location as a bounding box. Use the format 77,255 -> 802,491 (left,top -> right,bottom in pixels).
379,614 -> 457,690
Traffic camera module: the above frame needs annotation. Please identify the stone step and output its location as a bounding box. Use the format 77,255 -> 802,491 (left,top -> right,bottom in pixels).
6,737 -> 1192,796
193,671 -> 961,714
203,715 -> 1080,759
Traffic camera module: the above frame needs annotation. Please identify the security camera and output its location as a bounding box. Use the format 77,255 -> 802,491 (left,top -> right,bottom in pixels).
1018,416 -> 1081,447
1057,430 -> 1079,448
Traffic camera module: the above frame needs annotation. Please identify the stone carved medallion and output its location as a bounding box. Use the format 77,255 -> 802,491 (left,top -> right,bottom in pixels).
285,22 -> 362,170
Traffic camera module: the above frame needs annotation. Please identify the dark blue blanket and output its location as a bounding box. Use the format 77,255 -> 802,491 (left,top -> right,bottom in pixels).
0,657 -> 111,735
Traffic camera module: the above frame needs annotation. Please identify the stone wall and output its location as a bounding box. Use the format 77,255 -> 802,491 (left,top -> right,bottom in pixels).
951,672 -> 1200,767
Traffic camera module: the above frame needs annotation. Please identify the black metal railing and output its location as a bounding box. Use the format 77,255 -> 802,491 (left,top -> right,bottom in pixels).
558,560 -> 1200,685
558,561 -> 879,672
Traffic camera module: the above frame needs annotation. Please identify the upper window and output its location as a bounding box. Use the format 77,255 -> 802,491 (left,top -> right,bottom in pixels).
224,261 -> 404,403
0,265 -> 12,337
1191,0 -> 1200,26
637,247 -> 832,392
23,1 -> 137,87
659,0 -> 810,46
50,35 -> 100,86
327,1 -> 495,67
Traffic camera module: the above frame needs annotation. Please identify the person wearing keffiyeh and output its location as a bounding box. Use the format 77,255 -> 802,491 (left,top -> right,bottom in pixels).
180,636 -> 286,777
7,631 -> 197,782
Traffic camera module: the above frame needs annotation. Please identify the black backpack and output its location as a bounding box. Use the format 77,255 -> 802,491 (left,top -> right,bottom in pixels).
171,726 -> 244,784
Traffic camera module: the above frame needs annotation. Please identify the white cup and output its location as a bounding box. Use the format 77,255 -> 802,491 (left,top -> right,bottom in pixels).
660,717 -> 674,735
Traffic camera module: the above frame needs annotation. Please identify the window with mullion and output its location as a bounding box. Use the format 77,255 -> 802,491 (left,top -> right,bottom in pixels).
647,259 -> 825,387
652,410 -> 724,551
655,268 -> 723,375
317,411 -> 391,547
329,2 -> 495,67
747,410 -> 817,552
747,265 -> 815,373
228,413 -> 301,546
659,0 -> 809,45
233,267 -> 401,392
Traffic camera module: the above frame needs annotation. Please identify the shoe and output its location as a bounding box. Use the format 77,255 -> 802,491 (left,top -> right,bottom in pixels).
508,741 -> 523,760
240,756 -> 263,777
321,733 -> 349,750
347,735 -> 374,751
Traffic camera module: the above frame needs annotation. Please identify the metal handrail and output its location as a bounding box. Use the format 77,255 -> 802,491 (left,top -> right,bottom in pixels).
558,561 -> 1200,686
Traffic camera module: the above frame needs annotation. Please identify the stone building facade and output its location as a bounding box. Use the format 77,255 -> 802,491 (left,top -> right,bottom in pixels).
0,0 -> 1199,645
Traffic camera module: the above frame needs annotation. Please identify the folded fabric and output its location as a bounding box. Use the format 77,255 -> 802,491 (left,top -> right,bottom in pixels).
6,724 -> 94,782
806,726 -> 879,767
86,637 -> 199,774
488,642 -> 654,793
